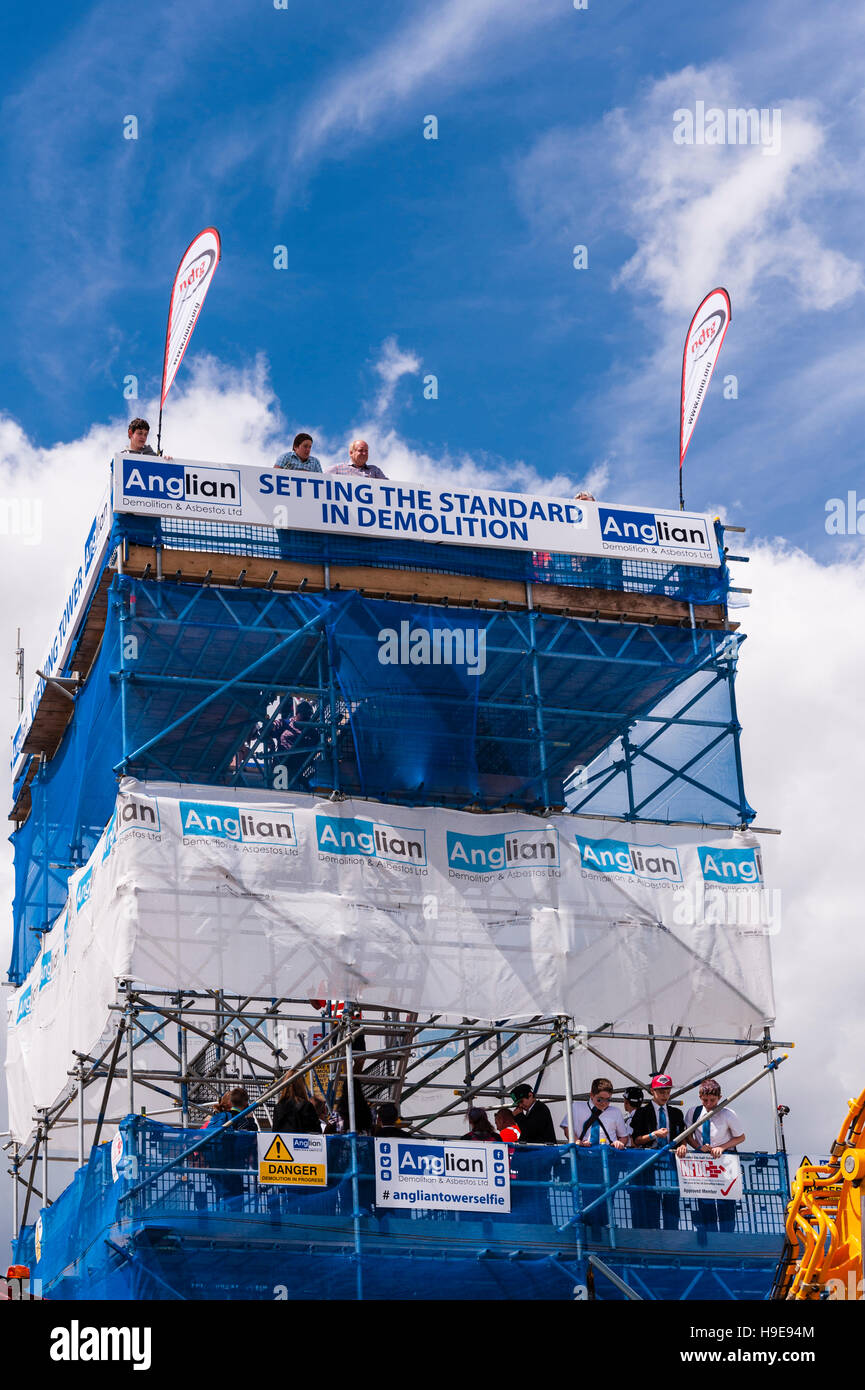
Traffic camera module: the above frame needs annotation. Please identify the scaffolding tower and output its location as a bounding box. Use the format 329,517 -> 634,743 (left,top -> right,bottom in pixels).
4,462 -> 785,1300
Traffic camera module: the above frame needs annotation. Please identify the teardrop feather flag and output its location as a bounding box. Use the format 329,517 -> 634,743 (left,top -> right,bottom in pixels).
157,227 -> 221,451
679,287 -> 731,508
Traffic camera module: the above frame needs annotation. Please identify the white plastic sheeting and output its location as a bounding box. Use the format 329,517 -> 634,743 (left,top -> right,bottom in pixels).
6,780 -> 775,1140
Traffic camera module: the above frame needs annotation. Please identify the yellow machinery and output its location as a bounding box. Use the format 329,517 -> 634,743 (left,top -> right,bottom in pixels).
777,1086 -> 865,1299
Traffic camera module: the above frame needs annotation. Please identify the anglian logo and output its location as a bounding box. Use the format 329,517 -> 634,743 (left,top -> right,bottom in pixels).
75,867 -> 94,912
180,801 -> 297,846
316,814 -> 427,865
446,828 -> 559,874
103,796 -> 161,860
576,834 -> 683,883
698,845 -> 762,885
598,507 -> 711,552
121,459 -> 242,507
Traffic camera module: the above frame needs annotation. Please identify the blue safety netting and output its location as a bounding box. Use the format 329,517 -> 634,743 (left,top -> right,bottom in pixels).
567,658 -> 754,825
15,1118 -> 785,1301
8,639 -> 124,985
10,576 -> 747,983
118,513 -> 731,606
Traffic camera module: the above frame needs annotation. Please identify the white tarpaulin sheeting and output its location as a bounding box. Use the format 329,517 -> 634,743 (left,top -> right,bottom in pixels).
6,780 -> 775,1140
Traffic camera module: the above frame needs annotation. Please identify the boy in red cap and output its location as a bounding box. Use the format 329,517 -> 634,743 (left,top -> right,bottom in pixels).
629,1075 -> 686,1229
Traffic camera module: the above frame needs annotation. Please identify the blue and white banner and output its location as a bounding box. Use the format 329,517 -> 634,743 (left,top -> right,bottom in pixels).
112,455 -> 721,567
5,781 -> 775,1141
374,1137 -> 511,1213
11,485 -> 112,770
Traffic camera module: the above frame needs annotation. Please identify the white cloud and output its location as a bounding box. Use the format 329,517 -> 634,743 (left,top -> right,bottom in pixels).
292,0 -> 561,165
733,540 -> 865,1160
370,337 -> 421,420
515,65 -> 863,317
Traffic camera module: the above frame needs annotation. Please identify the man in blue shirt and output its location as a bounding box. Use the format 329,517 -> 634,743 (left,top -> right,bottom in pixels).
275,432 -> 323,473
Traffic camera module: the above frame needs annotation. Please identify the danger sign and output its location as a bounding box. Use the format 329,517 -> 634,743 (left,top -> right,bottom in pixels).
257,1132 -> 328,1186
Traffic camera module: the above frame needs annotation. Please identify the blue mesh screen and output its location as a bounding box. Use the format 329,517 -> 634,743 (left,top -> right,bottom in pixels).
118,513 -> 731,605
16,1118 -> 785,1301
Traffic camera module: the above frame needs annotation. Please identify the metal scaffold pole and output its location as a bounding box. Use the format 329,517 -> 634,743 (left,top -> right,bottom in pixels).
344,1004 -> 364,1303
11,1143 -> 20,1236
76,1062 -> 85,1170
125,994 -> 136,1116
41,1116 -> 49,1209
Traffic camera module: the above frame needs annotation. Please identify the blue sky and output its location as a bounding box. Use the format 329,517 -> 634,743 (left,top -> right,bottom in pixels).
2,1 -> 865,1195
1,0 -> 863,555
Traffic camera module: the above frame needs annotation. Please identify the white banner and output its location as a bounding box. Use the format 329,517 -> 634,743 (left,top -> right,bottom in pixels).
374,1137 -> 511,1213
680,287 -> 731,468
112,455 -> 722,567
5,781 -> 775,1140
160,228 -> 221,407
676,1151 -> 742,1200
11,485 -> 112,771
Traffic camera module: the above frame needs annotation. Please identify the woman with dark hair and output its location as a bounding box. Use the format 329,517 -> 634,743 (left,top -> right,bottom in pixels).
494,1107 -> 521,1143
463,1106 -> 500,1142
271,1075 -> 320,1133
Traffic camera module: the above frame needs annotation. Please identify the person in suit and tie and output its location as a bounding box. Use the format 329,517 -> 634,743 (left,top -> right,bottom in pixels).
629,1074 -> 686,1229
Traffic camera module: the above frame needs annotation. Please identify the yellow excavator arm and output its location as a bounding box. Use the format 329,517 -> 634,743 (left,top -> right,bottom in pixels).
776,1086 -> 864,1300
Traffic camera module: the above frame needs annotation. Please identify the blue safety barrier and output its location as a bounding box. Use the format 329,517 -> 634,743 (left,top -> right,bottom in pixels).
15,1118 -> 785,1301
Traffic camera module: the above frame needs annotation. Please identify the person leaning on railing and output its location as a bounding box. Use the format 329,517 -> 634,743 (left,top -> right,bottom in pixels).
122,417 -> 172,460
271,1075 -> 320,1134
194,1088 -> 257,1210
327,439 -> 387,479
559,1077 -> 630,1148
274,431 -> 323,473
621,1085 -> 645,1143
676,1077 -> 745,1237
629,1074 -> 686,1230
463,1107 -> 500,1142
509,1083 -> 556,1144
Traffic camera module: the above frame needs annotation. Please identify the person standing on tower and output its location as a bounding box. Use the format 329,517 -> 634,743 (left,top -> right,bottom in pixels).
560,1077 -> 629,1147
327,439 -> 387,479
275,432 -> 323,473
629,1074 -> 686,1229
510,1083 -> 556,1144
676,1077 -> 744,1235
122,418 -> 172,458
